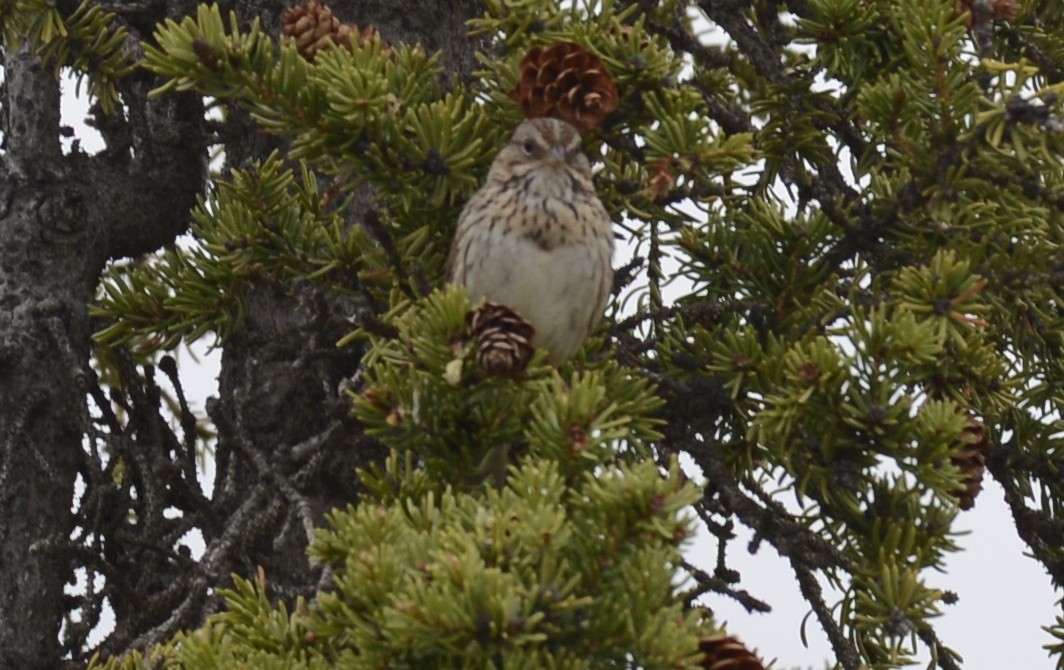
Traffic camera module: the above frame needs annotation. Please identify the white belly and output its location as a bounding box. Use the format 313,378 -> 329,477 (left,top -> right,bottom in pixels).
459,229 -> 612,363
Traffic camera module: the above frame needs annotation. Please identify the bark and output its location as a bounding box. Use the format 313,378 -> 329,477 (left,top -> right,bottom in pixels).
0,36 -> 206,670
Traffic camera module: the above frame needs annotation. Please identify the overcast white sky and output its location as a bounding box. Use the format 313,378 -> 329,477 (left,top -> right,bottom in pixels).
59,29 -> 1061,664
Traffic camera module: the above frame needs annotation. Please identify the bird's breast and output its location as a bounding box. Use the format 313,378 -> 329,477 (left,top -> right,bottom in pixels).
458,228 -> 613,363
510,181 -> 608,251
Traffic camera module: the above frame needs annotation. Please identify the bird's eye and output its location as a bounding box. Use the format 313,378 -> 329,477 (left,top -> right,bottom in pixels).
521,139 -> 536,155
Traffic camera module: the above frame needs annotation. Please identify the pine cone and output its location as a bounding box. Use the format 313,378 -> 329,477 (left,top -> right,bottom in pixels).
952,416 -> 991,510
466,302 -> 535,376
282,0 -> 388,61
953,0 -> 1020,28
513,42 -> 619,134
646,158 -> 676,202
697,635 -> 764,670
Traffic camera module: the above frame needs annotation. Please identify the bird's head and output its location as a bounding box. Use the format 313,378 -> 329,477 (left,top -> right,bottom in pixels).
491,117 -> 592,183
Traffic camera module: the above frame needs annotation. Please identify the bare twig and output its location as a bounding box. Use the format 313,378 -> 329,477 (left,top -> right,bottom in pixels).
792,563 -> 862,670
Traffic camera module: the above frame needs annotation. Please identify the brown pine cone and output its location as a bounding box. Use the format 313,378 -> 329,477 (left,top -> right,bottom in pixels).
952,416 -> 991,510
513,42 -> 619,134
697,634 -> 764,670
953,0 -> 1020,28
466,302 -> 536,376
646,158 -> 676,202
282,0 -> 388,61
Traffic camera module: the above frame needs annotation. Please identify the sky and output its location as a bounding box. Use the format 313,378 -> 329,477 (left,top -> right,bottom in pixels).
58,29 -> 1062,666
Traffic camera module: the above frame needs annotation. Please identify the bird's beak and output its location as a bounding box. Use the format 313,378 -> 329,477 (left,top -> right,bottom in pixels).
550,144 -> 566,162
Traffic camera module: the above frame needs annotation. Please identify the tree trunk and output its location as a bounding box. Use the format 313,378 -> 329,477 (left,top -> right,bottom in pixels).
0,0 -> 480,664
0,42 -> 206,668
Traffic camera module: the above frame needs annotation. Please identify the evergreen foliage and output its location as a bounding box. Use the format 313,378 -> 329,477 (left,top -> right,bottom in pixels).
96,288 -> 711,668
16,0 -> 1063,666
0,0 -> 134,113
92,2 -> 728,667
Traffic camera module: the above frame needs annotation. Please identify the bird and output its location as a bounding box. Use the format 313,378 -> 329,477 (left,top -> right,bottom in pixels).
447,117 -> 614,366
